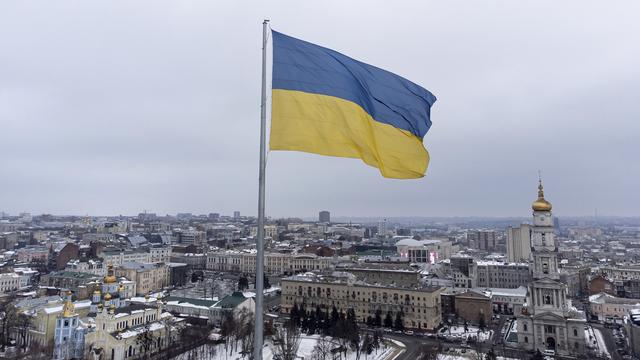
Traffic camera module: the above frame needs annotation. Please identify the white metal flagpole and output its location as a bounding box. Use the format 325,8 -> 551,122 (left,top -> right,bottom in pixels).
254,19 -> 269,360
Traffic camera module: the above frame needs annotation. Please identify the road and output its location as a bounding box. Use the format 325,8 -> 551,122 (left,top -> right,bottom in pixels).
592,323 -> 623,360
365,331 -> 531,360
263,293 -> 281,310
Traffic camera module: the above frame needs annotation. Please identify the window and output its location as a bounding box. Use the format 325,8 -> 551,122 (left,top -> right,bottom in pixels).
573,328 -> 578,336
523,323 -> 528,331
544,325 -> 554,334
524,336 -> 528,343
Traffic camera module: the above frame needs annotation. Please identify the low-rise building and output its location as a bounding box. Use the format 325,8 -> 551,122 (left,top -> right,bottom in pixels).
454,290 -> 492,325
41,271 -> 102,299
211,292 -> 255,326
16,246 -> 49,263
395,238 -> 454,264
170,253 -> 207,269
601,266 -> 640,281
84,303 -> 173,360
100,249 -> 150,266
0,272 -> 22,292
66,259 -> 105,276
589,292 -> 640,323
164,296 -> 218,324
486,286 -> 527,315
340,267 -> 420,288
206,251 -> 334,275
475,260 -> 531,289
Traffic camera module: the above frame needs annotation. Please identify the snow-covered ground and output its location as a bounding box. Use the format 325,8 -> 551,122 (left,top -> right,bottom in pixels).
435,348 -> 518,360
585,326 -> 610,358
171,335 -> 395,360
441,325 -> 493,342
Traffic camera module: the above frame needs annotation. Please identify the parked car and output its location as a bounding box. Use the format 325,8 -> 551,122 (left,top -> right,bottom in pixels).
542,349 -> 555,357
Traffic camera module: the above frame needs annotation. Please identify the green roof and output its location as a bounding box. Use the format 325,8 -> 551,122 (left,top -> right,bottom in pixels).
165,296 -> 218,308
215,292 -> 249,309
47,271 -> 101,279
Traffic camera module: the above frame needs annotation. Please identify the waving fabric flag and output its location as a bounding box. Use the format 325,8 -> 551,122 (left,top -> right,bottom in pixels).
270,31 -> 437,179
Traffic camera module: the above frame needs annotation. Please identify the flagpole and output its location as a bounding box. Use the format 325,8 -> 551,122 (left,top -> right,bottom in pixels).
254,19 -> 269,360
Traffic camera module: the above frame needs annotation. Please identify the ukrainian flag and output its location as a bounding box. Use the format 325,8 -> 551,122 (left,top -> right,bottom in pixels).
270,31 -> 437,179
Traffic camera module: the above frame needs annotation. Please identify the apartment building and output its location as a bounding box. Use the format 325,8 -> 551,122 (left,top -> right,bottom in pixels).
206,251 -> 334,275
475,260 -> 531,289
115,262 -> 170,296
281,273 -> 442,330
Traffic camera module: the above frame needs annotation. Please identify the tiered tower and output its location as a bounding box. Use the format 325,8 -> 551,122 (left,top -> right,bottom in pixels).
53,291 -> 85,360
516,179 -> 586,355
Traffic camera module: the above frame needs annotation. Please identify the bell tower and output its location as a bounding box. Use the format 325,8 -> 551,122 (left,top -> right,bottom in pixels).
530,177 -> 559,280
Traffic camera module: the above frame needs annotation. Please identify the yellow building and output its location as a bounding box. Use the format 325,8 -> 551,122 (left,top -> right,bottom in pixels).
114,262 -> 169,296
85,301 -> 179,360
23,297 -> 92,353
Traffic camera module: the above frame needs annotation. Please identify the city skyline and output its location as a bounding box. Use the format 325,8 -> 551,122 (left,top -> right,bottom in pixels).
2,1 -> 639,217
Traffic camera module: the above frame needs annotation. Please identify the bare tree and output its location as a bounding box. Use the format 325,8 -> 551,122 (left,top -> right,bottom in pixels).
220,312 -> 237,356
0,302 -> 19,350
312,336 -> 334,360
159,315 -> 177,352
15,312 -> 32,350
135,323 -> 154,359
470,340 -> 485,360
273,323 -> 301,360
237,308 -> 255,359
415,344 -> 439,360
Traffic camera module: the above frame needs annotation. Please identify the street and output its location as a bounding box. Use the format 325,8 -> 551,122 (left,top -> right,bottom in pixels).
592,323 -> 622,360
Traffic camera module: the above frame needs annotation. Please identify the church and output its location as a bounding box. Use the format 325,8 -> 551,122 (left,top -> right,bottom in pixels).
516,179 -> 586,355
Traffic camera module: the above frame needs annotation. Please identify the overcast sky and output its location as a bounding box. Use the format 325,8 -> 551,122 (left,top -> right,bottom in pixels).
1,1 -> 639,218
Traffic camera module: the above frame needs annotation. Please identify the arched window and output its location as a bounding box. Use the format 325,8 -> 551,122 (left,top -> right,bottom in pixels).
544,295 -> 552,305
129,346 -> 132,357
523,323 -> 528,331
573,328 -> 578,336
524,336 -> 528,343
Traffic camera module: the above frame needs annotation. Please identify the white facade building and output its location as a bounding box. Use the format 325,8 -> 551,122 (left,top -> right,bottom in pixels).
206,251 -> 334,275
395,238 -> 453,264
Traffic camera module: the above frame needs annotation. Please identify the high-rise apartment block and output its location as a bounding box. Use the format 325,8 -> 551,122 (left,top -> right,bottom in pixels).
467,230 -> 497,251
319,210 -> 330,223
507,224 -> 532,262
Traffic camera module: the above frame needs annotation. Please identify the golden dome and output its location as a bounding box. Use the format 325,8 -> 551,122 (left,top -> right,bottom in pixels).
104,293 -> 112,300
62,299 -> 75,317
104,264 -> 117,284
93,290 -> 101,295
532,178 -> 552,211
